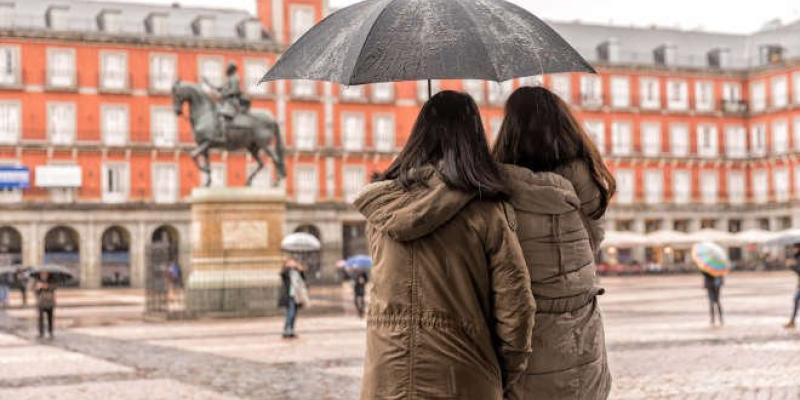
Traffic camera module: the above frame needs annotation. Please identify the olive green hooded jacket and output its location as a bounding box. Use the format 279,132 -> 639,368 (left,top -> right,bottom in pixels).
354,166 -> 536,400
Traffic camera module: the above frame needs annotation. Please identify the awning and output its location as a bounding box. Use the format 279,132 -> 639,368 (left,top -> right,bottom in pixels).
0,166 -> 29,189
35,165 -> 82,188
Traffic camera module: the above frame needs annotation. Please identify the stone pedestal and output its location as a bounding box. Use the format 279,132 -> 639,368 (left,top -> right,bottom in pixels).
186,187 -> 286,317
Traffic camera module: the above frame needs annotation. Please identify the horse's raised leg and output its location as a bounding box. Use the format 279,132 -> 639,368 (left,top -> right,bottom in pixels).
262,145 -> 283,187
246,146 -> 263,187
202,150 -> 213,187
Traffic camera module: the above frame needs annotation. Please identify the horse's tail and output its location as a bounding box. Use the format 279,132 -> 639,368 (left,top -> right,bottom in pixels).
272,119 -> 287,178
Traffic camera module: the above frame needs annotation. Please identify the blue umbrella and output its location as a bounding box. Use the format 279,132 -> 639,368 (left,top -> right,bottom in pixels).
346,255 -> 372,270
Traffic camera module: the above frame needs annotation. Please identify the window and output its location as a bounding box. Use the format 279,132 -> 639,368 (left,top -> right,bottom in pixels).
47,48 -> 75,88
242,20 -> 263,40
669,124 -> 689,156
340,85 -> 365,101
488,81 -> 513,105
639,77 -> 660,110
343,166 -> 365,203
290,5 -> 315,42
727,171 -> 745,205
774,168 -> 789,202
194,17 -> 215,38
417,80 -> 440,102
151,107 -> 177,147
752,170 -> 768,203
148,14 -> 169,35
584,121 -> 605,154
152,164 -> 178,203
371,83 -> 394,103
208,163 -> 226,188
750,81 -> 766,112
615,169 -> 634,204
0,102 -> 20,144
695,81 -> 714,112
794,118 -> 800,152
463,80 -> 485,104
772,119 -> 789,154
644,170 -> 662,204
47,102 -> 75,145
292,111 -> 317,151
244,59 -> 269,95
342,113 -> 365,151
793,73 -> 800,105
102,163 -> 129,203
294,165 -> 317,204
292,80 -> 316,98
700,171 -> 718,204
100,52 -> 128,90
550,75 -> 571,103
198,57 -> 223,88
374,115 -> 395,152
610,76 -> 630,108
771,76 -> 788,108
697,124 -> 718,158
611,121 -> 632,156
101,105 -> 129,146
149,54 -> 176,92
0,46 -> 20,86
722,82 -> 742,103
672,170 -> 691,204
580,75 -> 602,107
642,122 -> 661,156
751,124 -> 767,156
666,80 -> 688,111
725,126 -> 747,158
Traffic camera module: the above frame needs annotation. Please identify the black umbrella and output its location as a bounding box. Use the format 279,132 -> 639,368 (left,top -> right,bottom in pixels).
30,265 -> 74,284
261,0 -> 593,88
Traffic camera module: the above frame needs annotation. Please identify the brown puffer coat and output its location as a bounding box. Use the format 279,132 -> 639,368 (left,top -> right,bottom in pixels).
354,166 -> 536,400
503,161 -> 612,400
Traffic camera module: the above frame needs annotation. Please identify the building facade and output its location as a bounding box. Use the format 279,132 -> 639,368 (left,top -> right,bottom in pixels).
1,0 -> 800,286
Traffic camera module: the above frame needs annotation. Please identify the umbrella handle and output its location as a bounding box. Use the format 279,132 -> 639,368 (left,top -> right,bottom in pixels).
428,79 -> 432,99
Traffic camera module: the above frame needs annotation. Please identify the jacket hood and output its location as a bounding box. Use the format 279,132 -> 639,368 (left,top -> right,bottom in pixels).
353,166 -> 475,242
502,164 -> 581,214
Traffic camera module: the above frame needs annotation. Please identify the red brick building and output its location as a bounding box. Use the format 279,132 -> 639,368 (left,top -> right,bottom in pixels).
0,0 -> 799,286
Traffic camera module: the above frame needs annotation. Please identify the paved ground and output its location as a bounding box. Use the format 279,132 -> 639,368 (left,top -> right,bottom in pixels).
1,272 -> 799,399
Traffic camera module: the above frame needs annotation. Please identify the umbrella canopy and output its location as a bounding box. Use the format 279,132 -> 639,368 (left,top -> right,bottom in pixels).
345,254 -> 373,270
261,0 -> 594,85
601,231 -> 648,248
30,264 -> 74,283
281,232 -> 322,252
644,230 -> 692,246
691,242 -> 731,277
765,228 -> 800,247
732,229 -> 777,245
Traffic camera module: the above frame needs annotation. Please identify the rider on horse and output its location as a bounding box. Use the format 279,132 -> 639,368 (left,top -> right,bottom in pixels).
205,62 -> 243,142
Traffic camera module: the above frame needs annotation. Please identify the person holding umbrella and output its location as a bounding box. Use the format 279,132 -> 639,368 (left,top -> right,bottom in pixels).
692,242 -> 730,327
34,271 -> 56,339
785,244 -> 800,329
278,257 -> 309,339
345,255 -> 371,318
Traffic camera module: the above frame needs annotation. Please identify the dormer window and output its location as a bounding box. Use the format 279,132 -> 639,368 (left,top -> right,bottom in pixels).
759,45 -> 783,65
192,16 -> 215,38
145,12 -> 168,36
46,5 -> 69,30
97,9 -> 121,33
597,38 -> 619,63
238,19 -> 264,40
707,48 -> 731,69
654,44 -> 677,66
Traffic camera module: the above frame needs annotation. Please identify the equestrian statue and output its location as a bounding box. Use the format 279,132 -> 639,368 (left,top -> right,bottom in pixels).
172,62 -> 286,187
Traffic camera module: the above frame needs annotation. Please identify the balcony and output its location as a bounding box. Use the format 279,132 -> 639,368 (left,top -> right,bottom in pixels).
721,99 -> 748,114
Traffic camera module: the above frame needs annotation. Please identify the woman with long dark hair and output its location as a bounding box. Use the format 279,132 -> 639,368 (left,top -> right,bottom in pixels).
494,86 -> 614,400
354,91 -> 535,400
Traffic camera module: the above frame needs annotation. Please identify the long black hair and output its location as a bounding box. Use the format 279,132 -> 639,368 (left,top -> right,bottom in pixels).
493,86 -> 616,217
382,90 -> 507,199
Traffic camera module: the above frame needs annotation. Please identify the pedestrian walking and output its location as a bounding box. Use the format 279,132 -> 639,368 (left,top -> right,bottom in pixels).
352,272 -> 367,319
785,244 -> 800,329
34,271 -> 56,339
278,257 -> 308,339
703,271 -> 724,326
14,269 -> 28,306
354,91 -> 535,400
493,86 -> 614,400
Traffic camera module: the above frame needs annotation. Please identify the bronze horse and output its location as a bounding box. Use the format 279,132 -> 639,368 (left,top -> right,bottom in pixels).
171,81 -> 286,187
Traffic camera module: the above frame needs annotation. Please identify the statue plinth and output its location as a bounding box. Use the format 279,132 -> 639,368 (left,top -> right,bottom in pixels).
186,186 -> 286,316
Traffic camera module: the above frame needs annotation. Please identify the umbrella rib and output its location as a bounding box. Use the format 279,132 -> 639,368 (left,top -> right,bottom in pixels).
345,0 -> 397,85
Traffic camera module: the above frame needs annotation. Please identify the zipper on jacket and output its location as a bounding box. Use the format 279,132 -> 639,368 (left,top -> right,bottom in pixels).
408,243 -> 416,400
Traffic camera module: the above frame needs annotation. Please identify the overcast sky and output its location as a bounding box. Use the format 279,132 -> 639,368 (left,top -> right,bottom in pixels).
103,0 -> 800,34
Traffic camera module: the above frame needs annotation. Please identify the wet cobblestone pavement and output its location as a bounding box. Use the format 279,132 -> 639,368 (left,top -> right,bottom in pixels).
1,272 -> 799,399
